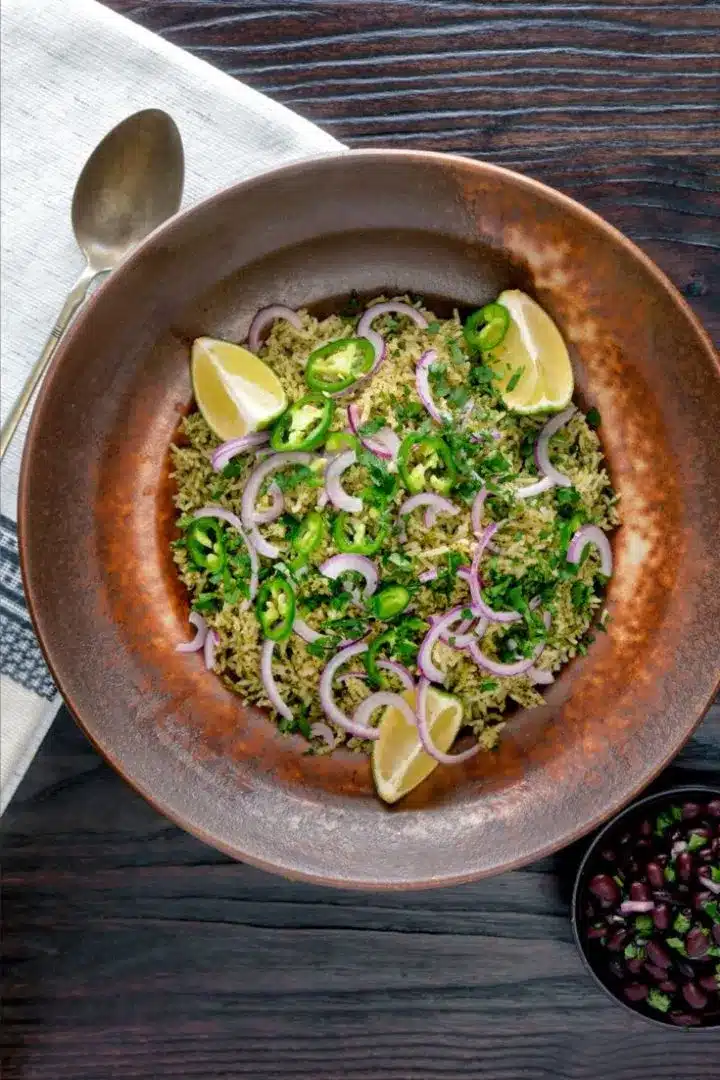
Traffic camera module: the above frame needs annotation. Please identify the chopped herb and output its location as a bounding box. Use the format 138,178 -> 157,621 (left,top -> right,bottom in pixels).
387,552 -> 413,572
673,911 -> 692,934
586,406 -> 601,429
506,366 -> 525,392
710,866 -> 720,884
687,831 -> 708,853
663,865 -> 676,883
666,937 -> 687,955
671,804 -> 683,821
624,942 -> 644,960
449,340 -> 465,365
647,989 -> 671,1013
447,386 -> 470,408
655,810 -> 674,835
480,679 -> 499,692
425,320 -> 440,335
358,417 -> 387,437
341,289 -> 361,316
634,914 -> 653,934
703,900 -> 720,923
571,581 -> 592,611
306,637 -> 334,659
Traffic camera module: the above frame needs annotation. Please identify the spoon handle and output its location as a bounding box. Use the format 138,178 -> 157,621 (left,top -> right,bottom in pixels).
1,266 -> 99,460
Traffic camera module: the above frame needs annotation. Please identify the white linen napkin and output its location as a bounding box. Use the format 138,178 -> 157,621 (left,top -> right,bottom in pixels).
0,0 -> 341,812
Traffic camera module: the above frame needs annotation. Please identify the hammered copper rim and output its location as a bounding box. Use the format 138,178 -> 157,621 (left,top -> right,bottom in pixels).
19,150 -> 720,889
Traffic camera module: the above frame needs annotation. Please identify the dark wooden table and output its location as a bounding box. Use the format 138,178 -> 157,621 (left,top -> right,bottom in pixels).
3,3 -> 719,1078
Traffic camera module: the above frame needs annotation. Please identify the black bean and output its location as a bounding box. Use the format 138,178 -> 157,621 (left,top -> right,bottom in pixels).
589,874 -> 620,905
608,959 -> 624,979
682,982 -> 708,1010
686,927 -> 710,959
643,967 -> 669,984
600,848 -> 616,863
677,960 -> 696,980
659,979 -> 677,994
653,903 -> 671,930
652,889 -> 672,904
712,924 -> 720,947
623,983 -> 648,1002
647,862 -> 664,888
676,852 -> 693,881
629,881 -> 651,902
584,901 -> 596,919
682,802 -> 701,820
607,929 -> 629,952
670,1012 -> 702,1026
646,940 -> 672,969
619,831 -> 632,846
706,799 -> 720,817
699,974 -> 720,993
635,838 -> 651,851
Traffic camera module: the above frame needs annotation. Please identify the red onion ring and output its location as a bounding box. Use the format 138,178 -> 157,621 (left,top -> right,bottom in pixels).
528,665 -> 554,686
534,405 -> 577,488
211,431 -> 270,472
399,493 -> 459,522
240,451 -> 315,558
468,612 -> 551,677
353,691 -> 417,738
419,568 -> 438,584
415,677 -> 481,765
347,404 -> 400,461
319,642 -> 379,739
320,553 -> 378,599
357,300 -> 428,366
467,524 -> 522,624
261,639 -> 293,722
516,475 -> 555,500
417,606 -> 480,685
310,721 -> 337,748
253,481 -> 284,525
192,505 -> 259,599
567,524 -> 613,577
247,304 -> 302,353
471,487 -> 488,537
325,449 -> 362,513
203,629 -> 219,671
620,900 -> 655,915
293,617 -> 322,644
376,660 -> 414,691
416,349 -> 449,425
175,612 -> 208,653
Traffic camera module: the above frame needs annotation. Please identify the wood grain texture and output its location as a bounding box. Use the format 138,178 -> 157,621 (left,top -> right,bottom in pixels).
3,2 -> 719,1077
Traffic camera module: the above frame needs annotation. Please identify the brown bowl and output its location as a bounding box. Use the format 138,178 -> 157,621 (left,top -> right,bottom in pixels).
19,151 -> 720,888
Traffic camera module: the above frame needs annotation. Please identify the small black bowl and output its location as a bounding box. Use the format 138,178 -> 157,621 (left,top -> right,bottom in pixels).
572,785 -> 720,1030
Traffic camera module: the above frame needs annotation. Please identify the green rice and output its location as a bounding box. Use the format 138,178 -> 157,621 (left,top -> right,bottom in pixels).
171,296 -> 618,755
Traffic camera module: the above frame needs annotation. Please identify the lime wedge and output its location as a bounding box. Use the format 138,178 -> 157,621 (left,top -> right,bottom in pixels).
372,687 -> 463,804
191,337 -> 287,441
483,289 -> 573,414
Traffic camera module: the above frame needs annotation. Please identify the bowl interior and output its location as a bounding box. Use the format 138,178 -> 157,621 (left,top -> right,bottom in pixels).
20,151 -> 720,887
573,786 -> 720,1028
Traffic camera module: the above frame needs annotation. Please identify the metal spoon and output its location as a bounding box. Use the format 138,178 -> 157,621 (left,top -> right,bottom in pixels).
0,108 -> 184,459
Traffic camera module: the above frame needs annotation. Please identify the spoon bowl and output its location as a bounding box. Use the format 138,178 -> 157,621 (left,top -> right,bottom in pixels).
72,108 -> 184,272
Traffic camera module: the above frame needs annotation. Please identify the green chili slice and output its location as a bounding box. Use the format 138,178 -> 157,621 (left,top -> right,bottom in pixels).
255,574 -> 296,641
186,517 -> 227,572
325,431 -> 361,454
464,302 -> 510,353
291,510 -> 325,566
270,392 -> 333,452
371,585 -> 411,620
305,338 -> 375,393
333,512 -> 386,555
398,433 -> 456,495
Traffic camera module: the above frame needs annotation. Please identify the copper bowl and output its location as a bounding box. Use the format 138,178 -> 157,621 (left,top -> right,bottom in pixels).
19,151 -> 720,888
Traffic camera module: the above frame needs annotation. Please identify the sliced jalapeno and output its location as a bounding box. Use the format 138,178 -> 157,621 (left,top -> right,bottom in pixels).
325,431 -> 360,454
290,510 -> 325,568
333,512 -> 386,555
398,433 -> 456,495
464,302 -> 510,353
371,585 -> 411,621
255,574 -> 296,641
270,392 -> 333,452
305,338 -> 375,394
186,517 -> 227,572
